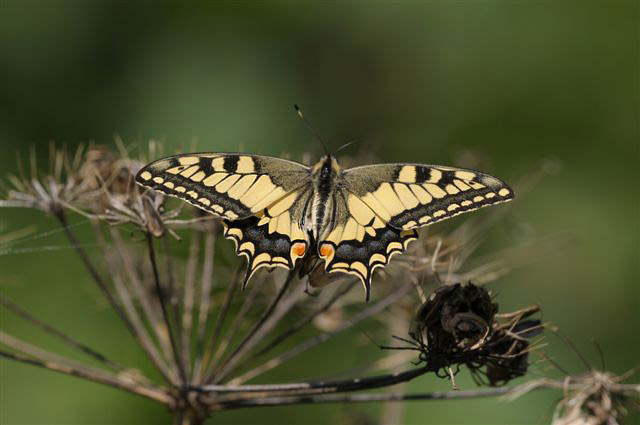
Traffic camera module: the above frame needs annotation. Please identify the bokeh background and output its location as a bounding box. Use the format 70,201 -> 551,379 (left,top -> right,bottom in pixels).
1,2 -> 638,424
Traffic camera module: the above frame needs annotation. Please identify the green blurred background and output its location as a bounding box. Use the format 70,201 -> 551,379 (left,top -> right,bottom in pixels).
0,2 -> 637,424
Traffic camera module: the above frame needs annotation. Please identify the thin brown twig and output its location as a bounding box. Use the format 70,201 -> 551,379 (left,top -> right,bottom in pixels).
110,227 -> 172,360
198,365 -> 429,397
206,275 -> 261,374
56,212 -> 136,338
0,295 -> 136,379
209,270 -> 297,384
57,212 -> 177,384
250,280 -> 356,360
95,225 -> 178,384
0,350 -> 171,405
182,230 -> 201,381
146,233 -> 187,383
226,282 -> 412,385
209,386 -> 515,411
110,270 -> 179,384
162,233 -> 180,337
197,266 -> 242,384
192,229 -> 217,380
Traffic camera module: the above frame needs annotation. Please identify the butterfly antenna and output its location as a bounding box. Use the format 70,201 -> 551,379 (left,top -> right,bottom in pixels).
335,140 -> 359,154
294,104 -> 330,156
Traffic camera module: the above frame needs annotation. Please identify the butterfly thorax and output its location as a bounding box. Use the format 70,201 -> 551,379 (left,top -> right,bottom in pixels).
308,155 -> 342,243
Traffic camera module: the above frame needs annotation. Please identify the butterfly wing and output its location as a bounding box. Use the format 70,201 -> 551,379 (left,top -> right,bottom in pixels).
135,153 -> 312,285
342,164 -> 514,230
223,188 -> 312,286
317,163 -> 513,300
316,188 -> 417,301
136,153 -> 310,220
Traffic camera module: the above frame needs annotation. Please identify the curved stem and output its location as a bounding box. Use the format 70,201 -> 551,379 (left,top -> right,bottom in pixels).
211,386 -> 516,410
147,233 -> 187,383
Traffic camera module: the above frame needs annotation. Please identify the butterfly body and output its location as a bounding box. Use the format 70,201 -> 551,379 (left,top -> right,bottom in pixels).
136,152 -> 514,301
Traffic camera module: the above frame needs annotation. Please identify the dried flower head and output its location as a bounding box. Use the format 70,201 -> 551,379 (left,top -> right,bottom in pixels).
508,369 -> 640,425
408,283 -> 542,386
0,145 -> 85,215
0,143 -> 186,237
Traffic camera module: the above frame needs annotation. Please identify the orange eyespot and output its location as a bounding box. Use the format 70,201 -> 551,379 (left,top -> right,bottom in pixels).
319,243 -> 333,258
292,242 -> 306,257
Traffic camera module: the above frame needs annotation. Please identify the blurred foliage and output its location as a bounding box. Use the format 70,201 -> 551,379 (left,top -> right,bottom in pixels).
0,2 -> 637,424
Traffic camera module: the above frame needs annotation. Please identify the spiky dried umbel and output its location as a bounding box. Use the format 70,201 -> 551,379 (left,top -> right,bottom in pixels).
507,370 -> 640,425
1,142 -> 636,424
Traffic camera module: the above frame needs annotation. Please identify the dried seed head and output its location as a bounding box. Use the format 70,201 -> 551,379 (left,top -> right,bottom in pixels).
409,283 -> 542,386
411,283 -> 497,353
1,145 -> 84,215
73,146 -> 140,209
0,143 -> 190,238
485,327 -> 534,386
550,370 -> 639,425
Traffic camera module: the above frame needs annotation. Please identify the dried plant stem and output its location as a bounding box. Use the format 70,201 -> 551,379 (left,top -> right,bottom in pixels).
196,267 -> 242,384
0,350 -> 171,404
250,281 -> 356,360
199,365 -> 429,397
206,277 -> 261,373
227,282 -> 412,385
162,234 -> 177,312
0,296 -> 134,379
95,225 -> 178,383
56,212 -> 135,337
212,386 -> 515,410
146,232 -> 187,383
110,228 -> 172,359
192,230 -> 217,380
181,230 -> 201,380
111,272 -> 179,384
381,306 -> 411,425
57,212 -> 177,384
209,270 -> 296,384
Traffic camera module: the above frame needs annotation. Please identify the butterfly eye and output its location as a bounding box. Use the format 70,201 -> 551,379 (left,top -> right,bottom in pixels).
291,242 -> 306,257
319,243 -> 334,258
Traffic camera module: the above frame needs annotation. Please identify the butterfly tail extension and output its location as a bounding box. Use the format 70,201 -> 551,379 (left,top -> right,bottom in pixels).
319,226 -> 418,302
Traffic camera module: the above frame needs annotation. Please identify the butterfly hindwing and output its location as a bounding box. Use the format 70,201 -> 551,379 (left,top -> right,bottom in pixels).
223,188 -> 312,286
316,190 -> 417,301
135,153 -> 310,221
342,164 -> 514,230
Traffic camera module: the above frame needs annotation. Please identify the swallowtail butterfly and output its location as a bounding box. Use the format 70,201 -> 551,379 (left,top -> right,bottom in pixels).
136,153 -> 513,301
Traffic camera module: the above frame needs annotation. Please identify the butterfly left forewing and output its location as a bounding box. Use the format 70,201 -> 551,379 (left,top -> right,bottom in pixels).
136,153 -> 313,285
135,153 -> 310,220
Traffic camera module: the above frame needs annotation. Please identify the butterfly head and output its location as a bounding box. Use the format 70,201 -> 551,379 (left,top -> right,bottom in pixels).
312,155 -> 342,179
